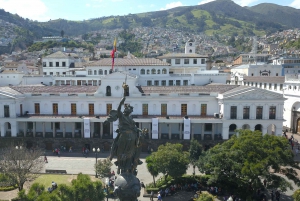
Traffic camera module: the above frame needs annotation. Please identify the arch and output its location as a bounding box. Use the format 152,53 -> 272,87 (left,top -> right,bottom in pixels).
267,124 -> 276,135
106,86 -> 111,96
162,68 -> 167,74
254,124 -> 263,132
99,69 -> 103,75
88,69 -> 92,75
229,124 -> 237,132
146,69 -> 150,74
151,69 -> 156,74
94,70 -> 97,75
140,69 -> 145,75
242,124 -> 250,130
157,69 -> 161,74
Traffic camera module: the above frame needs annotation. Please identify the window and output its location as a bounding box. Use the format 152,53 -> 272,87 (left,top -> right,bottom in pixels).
49,62 -> 53,67
157,69 -> 161,74
71,103 -> 76,115
181,104 -> 187,116
162,68 -> 167,74
52,122 -> 60,130
205,123 -> 212,131
94,70 -> 97,75
269,83 -> 272,89
151,69 -> 156,74
106,86 -> 111,96
184,59 -> 189,64
183,80 -> 188,86
147,80 -> 152,86
75,122 -> 81,130
280,84 -> 283,90
4,105 -> 9,117
43,62 -> 46,67
276,73 -> 278,76
106,104 -> 112,115
256,106 -> 263,119
93,80 -> 97,86
88,70 -> 92,75
201,104 -> 207,116
161,104 -> 167,116
274,84 -> 277,90
175,59 -> 180,64
56,62 -> 59,67
89,104 -> 94,115
141,69 -> 145,74
104,70 -> 107,75
230,106 -> 237,119
142,104 -> 148,116
62,62 -> 66,67
147,69 -> 150,74
53,103 -> 58,115
161,80 -> 166,86
176,80 -> 180,86
169,80 -> 173,86
166,59 -> 171,64
269,106 -> 276,119
264,83 -> 267,89
27,122 -> 33,130
201,58 -> 205,64
154,80 -> 159,86
193,59 -> 197,64
243,106 -> 250,119
99,69 -> 103,75
35,103 -> 40,114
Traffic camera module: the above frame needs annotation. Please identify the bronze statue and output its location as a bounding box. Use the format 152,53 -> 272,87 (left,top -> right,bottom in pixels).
104,83 -> 147,175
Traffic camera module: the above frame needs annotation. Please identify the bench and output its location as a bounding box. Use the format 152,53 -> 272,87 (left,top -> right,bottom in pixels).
45,169 -> 67,174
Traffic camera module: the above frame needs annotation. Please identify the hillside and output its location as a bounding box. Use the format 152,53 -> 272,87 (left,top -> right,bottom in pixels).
248,3 -> 300,28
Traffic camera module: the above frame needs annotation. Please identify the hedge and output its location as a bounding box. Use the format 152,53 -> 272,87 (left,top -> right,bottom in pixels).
0,184 -> 18,191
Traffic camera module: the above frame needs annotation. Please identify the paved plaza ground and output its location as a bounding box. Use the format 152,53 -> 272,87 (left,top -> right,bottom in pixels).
1,132 -> 300,200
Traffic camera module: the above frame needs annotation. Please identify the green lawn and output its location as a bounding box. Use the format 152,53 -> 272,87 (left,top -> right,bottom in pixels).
33,174 -> 76,188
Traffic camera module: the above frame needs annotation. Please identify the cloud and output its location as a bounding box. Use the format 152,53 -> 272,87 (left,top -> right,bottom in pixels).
160,1 -> 183,10
290,0 -> 300,8
0,0 -> 49,21
198,0 -> 216,5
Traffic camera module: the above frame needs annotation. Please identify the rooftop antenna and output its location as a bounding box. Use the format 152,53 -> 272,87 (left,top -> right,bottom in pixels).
251,36 -> 257,64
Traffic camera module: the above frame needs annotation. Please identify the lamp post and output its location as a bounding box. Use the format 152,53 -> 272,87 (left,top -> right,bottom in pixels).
93,147 -> 100,178
15,145 -> 22,150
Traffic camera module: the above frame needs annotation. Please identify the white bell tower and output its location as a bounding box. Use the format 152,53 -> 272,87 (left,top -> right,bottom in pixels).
185,39 -> 195,54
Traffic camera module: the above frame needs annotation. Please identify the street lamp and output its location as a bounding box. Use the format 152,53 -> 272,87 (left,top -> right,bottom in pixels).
15,145 -> 22,150
93,147 -> 100,178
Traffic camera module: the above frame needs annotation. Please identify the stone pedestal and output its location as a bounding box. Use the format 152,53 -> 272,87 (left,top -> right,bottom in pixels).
114,172 -> 141,201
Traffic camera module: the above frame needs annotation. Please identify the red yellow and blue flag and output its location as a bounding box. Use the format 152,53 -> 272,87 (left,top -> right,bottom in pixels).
111,38 -> 117,70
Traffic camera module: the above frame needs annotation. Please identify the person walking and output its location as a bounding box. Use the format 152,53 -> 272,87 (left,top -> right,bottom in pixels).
150,190 -> 154,201
44,156 -> 48,163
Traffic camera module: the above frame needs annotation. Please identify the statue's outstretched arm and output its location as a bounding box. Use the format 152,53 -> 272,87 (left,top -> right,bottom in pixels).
117,97 -> 126,114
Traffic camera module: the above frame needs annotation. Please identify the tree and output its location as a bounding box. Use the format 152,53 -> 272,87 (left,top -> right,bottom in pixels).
0,146 -> 44,191
293,189 -> 300,201
197,130 -> 300,198
95,158 -> 113,178
197,192 -> 214,201
189,139 -> 203,175
18,173 -> 106,201
152,143 -> 189,180
145,155 -> 159,187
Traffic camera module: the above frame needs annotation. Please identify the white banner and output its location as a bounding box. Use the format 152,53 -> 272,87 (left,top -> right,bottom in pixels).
113,120 -> 119,139
152,118 -> 158,139
83,118 -> 90,138
183,118 -> 191,140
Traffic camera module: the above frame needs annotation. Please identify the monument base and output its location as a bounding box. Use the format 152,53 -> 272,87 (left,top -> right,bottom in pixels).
114,172 -> 141,201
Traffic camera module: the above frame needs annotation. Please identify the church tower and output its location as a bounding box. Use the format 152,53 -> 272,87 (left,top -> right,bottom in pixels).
185,39 -> 195,54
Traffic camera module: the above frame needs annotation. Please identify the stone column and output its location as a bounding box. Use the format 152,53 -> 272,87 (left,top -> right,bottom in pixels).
52,122 -> 55,138
212,123 -> 215,140
201,123 -> 205,140
33,122 -> 36,137
63,122 -> 66,138
159,123 -> 162,139
263,104 -> 269,119
0,122 -> 5,137
100,122 -> 103,139
72,123 -> 75,138
179,123 -> 182,140
168,123 -> 172,139
222,126 -> 229,139
148,123 -> 151,140
43,122 -> 45,137
237,104 -> 242,119
250,104 -> 255,119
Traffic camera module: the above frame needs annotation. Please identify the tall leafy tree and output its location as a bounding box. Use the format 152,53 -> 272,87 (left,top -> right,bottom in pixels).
197,129 -> 300,198
189,139 -> 203,175
145,155 -> 159,187
95,158 -> 113,178
152,143 -> 189,180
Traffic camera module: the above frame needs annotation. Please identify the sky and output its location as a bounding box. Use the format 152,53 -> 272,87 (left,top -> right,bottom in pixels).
0,0 -> 299,22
